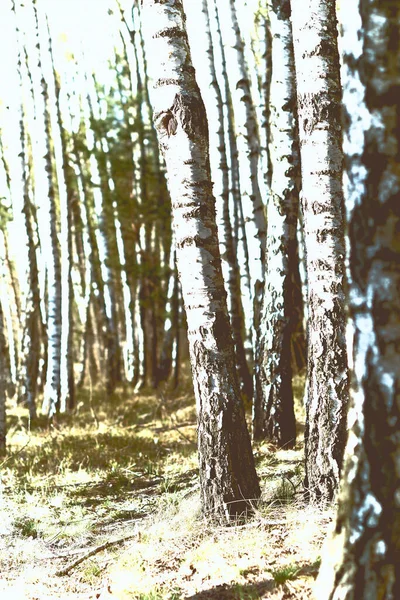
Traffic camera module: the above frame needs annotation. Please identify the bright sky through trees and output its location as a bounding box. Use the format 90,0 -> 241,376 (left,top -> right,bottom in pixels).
0,0 -> 121,300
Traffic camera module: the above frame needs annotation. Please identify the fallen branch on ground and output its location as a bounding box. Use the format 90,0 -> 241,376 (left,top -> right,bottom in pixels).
55,532 -> 138,576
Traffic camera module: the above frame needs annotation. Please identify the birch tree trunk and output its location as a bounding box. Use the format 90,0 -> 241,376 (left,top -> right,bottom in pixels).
253,0 -> 299,447
142,0 -> 260,523
291,0 -> 349,502
0,298 -> 7,456
213,0 -> 267,321
211,0 -> 254,361
32,0 -> 62,417
48,25 -> 75,412
317,1 -> 400,597
185,0 -> 252,402
12,0 -> 43,419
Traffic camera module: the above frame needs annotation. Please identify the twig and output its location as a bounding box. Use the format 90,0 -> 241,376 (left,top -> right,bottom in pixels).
283,476 -> 297,495
88,373 -> 99,429
55,533 -> 138,577
170,424 -> 194,444
122,420 -> 195,433
0,438 -> 31,468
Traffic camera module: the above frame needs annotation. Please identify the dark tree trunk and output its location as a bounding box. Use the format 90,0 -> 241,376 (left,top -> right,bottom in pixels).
317,1 -> 400,597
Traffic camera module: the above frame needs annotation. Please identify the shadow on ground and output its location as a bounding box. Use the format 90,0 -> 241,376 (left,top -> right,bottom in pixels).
184,579 -> 277,599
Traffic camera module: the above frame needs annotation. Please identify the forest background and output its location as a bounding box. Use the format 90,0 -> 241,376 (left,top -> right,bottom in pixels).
0,0 -> 398,599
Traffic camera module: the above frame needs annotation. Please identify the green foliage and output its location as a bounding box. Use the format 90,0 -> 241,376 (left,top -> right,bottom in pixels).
81,559 -> 103,584
13,515 -> 39,539
0,198 -> 12,229
271,563 -> 301,584
133,590 -> 183,600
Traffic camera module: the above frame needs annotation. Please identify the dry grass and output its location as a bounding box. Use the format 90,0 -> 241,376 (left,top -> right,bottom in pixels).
0,371 -> 333,599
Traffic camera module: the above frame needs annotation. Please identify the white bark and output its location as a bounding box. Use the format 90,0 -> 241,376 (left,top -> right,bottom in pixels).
253,0 -> 299,446
142,0 -> 260,523
209,0 -> 254,355
214,0 -> 267,289
291,0 -> 349,501
184,0 -> 252,400
47,31 -> 74,413
0,299 -> 7,455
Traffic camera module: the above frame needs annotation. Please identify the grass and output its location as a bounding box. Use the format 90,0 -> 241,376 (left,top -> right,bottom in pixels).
0,368 -> 333,599
271,565 -> 301,585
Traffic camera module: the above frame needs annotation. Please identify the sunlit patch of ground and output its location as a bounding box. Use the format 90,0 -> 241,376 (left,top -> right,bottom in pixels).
0,369 -> 333,599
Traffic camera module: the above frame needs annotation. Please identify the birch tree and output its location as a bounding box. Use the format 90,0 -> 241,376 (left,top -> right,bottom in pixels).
317,1 -> 400,596
253,0 -> 299,447
214,0 -> 267,314
184,0 -> 252,401
31,0 -> 62,417
47,20 -> 75,412
141,0 -> 260,523
291,0 -> 349,502
12,0 -> 43,419
211,0 -> 254,361
0,297 -> 7,456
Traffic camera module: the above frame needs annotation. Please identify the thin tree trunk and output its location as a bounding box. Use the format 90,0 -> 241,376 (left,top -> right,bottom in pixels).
291,0 -> 349,502
47,21 -> 75,412
0,298 -> 7,456
190,0 -> 253,402
214,0 -> 267,290
85,87 -> 123,394
71,136 -> 108,386
317,1 -> 400,597
211,0 -> 254,361
0,233 -> 17,398
32,0 -> 62,417
12,0 -> 42,419
142,0 -> 260,523
253,0 -> 299,447
0,136 -> 22,324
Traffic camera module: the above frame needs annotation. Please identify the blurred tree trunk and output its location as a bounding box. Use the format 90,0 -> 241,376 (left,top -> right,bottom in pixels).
111,48 -> 139,383
32,0 -> 62,418
86,89 -> 123,394
47,22 -> 75,412
0,298 -> 7,456
291,0 -> 349,502
253,0 -> 299,447
12,0 -> 43,420
142,0 -> 260,523
0,232 -> 17,398
71,134 -> 110,387
317,1 -> 400,597
0,139 -> 20,393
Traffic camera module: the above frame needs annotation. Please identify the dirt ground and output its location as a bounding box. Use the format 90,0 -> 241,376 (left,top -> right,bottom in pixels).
0,377 -> 333,599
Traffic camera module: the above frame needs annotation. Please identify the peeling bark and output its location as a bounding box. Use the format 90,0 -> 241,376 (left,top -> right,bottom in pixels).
253,0 -> 299,447
291,0 -> 349,502
142,0 -> 260,523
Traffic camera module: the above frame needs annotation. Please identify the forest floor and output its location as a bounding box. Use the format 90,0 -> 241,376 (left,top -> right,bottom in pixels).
0,370 -> 333,600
